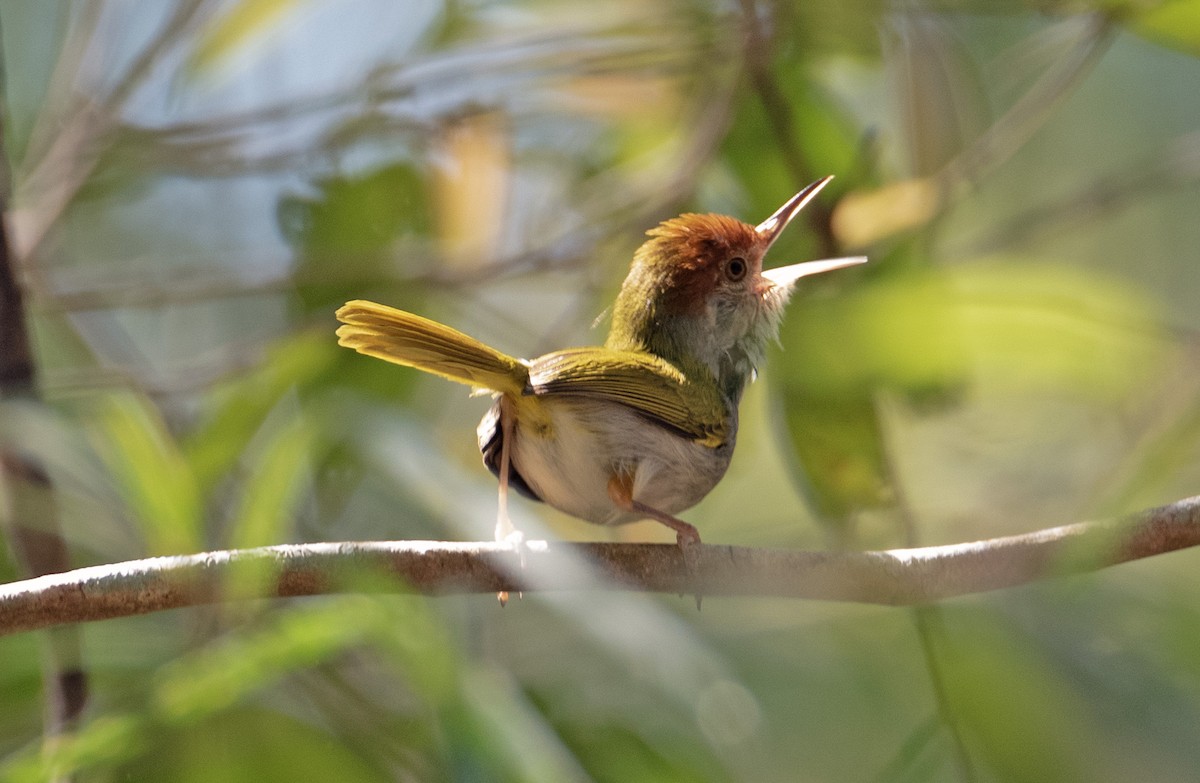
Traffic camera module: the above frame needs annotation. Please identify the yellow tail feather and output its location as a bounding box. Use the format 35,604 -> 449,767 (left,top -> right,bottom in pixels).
335,300 -> 528,396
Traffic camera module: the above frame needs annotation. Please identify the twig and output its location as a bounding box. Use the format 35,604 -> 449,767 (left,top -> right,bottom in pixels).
12,1 -> 211,260
2,495 -> 1198,637
876,391 -> 978,782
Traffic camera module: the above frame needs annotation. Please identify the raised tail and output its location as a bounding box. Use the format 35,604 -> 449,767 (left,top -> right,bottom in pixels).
335,300 -> 528,396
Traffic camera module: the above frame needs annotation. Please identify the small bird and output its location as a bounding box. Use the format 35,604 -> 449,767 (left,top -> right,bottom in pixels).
336,176 -> 864,575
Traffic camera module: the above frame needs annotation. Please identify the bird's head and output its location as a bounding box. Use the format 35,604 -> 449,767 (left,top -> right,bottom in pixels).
608,176 -> 865,396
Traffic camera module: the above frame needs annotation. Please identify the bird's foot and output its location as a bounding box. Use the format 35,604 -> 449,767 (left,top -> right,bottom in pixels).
493,410 -> 525,606
500,527 -> 526,567
495,523 -> 526,607
675,526 -> 704,611
608,475 -> 705,610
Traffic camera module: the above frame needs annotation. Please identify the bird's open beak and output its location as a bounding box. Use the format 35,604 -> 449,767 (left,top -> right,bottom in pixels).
762,256 -> 867,289
755,175 -> 834,249
756,176 -> 867,289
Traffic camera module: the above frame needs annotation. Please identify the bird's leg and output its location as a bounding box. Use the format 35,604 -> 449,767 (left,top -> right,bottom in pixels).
607,472 -> 703,608
494,397 -> 523,606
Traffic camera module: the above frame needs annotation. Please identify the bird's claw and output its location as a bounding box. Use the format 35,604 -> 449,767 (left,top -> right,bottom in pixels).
497,529 -> 526,607
676,530 -> 703,611
502,528 -> 527,568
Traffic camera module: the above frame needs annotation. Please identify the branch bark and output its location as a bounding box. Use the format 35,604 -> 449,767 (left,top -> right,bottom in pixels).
2,496 -> 1198,636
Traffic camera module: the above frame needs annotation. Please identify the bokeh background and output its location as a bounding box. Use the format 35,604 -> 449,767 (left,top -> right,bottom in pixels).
2,1 -> 1199,781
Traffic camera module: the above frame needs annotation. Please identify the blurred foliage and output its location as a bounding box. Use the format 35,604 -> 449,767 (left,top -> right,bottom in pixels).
187,0 -> 304,76
1126,0 -> 1200,56
2,0 -> 1200,781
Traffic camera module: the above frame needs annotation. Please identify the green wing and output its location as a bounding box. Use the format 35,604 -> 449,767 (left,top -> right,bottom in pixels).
527,348 -> 728,447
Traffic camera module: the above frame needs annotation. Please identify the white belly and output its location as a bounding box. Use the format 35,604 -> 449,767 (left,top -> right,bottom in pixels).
508,397 -> 734,526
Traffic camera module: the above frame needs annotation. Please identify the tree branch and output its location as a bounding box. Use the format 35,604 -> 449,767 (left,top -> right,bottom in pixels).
2,495 -> 1198,636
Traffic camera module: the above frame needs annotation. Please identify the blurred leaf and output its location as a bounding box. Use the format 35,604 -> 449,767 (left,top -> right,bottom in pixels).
776,260 -> 1173,524
783,261 -> 1170,398
155,597 -> 389,721
936,610 -> 1112,783
279,163 -> 432,256
1,713 -> 148,783
833,178 -> 942,248
119,708 -> 388,783
153,592 -> 461,721
72,128 -> 161,204
226,410 -> 312,553
280,162 -> 433,311
441,670 -> 592,783
871,715 -> 947,783
0,635 -> 42,747
540,715 -> 722,783
722,67 -> 863,226
719,96 -> 797,214
86,392 -> 202,555
775,392 -> 892,525
1094,393 -> 1200,515
185,331 -> 332,495
187,0 -> 302,76
1127,0 -> 1200,57
432,111 -> 511,268
781,266 -> 962,397
955,262 -> 1173,395
2,595 -> 464,780
883,13 -> 991,176
785,0 -> 886,59
369,595 -> 460,706
788,85 -> 866,187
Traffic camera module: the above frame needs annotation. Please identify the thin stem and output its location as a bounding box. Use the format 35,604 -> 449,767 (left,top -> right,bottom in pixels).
877,391 -> 978,782
912,607 -> 978,783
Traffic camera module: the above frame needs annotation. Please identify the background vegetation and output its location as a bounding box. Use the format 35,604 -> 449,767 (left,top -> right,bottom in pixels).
2,1 -> 1199,781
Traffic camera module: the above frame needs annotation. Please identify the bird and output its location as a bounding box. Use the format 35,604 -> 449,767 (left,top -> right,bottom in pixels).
335,176 -> 865,587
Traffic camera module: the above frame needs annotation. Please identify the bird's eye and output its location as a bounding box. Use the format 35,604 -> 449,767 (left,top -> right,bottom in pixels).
725,256 -> 747,281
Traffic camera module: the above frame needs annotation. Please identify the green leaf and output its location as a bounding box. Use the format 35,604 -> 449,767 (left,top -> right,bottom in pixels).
781,260 -> 1171,399
185,331 -> 332,496
720,82 -> 862,240
280,163 -> 434,312
1127,0 -> 1200,57
774,260 -> 1174,523
154,597 -> 390,721
935,610 -> 1113,783
775,392 -> 892,526
1092,395 -> 1200,515
86,392 -> 202,555
0,710 -> 151,783
187,0 -> 303,76
227,410 -> 312,552
785,0 -> 887,59
118,708 -> 389,783
279,163 -> 432,256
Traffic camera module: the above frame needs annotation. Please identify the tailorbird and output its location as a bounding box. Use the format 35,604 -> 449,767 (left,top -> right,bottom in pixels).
336,176 -> 864,569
